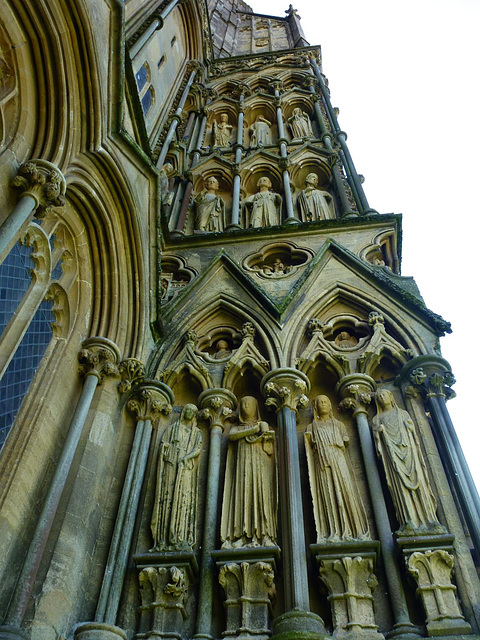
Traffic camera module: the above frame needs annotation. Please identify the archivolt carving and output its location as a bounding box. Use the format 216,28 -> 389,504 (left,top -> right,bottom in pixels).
162,331 -> 214,391
242,241 -> 313,280
20,224 -> 51,286
0,25 -> 18,150
222,322 -> 270,389
45,283 -> 70,338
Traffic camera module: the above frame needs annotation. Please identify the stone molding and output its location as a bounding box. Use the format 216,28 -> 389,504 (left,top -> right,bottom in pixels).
261,368 -> 310,413
77,337 -> 121,383
12,160 -> 66,217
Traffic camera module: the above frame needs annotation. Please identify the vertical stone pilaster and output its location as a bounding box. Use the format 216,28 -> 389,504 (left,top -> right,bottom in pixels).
261,368 -> 325,639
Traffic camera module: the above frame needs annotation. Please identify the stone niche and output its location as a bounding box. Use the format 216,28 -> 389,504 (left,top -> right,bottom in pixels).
242,241 -> 313,280
160,255 -> 196,303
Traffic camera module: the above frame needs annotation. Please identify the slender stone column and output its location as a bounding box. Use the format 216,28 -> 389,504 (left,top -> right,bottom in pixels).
228,95 -> 245,230
0,338 -> 120,640
75,373 -> 174,640
129,0 -> 182,59
337,375 -> 421,639
307,82 -> 354,218
399,356 -> 480,553
272,84 -> 297,224
194,389 -> 236,640
261,369 -> 325,639
156,63 -> 200,168
0,160 -> 66,259
309,57 -> 373,215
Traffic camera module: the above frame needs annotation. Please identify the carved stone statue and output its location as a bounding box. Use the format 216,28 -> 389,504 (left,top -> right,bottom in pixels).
221,396 -> 277,547
288,107 -> 313,139
262,257 -> 291,277
249,115 -> 272,146
193,177 -> 225,232
334,331 -> 358,349
213,339 -> 232,360
297,173 -> 334,221
244,177 -> 282,228
372,389 -> 444,534
305,395 -> 369,542
213,113 -> 233,147
151,404 -> 202,550
160,163 -> 174,207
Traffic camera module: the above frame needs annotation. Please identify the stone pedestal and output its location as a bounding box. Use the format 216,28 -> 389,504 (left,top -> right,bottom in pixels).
134,551 -> 198,640
74,623 -> 127,640
213,547 -> 280,640
312,541 -> 384,640
397,534 -> 471,637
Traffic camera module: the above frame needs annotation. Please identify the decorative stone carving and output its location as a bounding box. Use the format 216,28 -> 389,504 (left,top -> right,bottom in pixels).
249,115 -> 273,146
335,331 -> 358,349
288,108 -> 313,139
199,389 -> 235,431
12,159 -> 66,217
372,389 -> 444,535
150,405 -> 202,551
127,383 -> 173,424
218,561 -> 276,640
260,257 -> 291,276
118,358 -> 145,394
263,369 -> 310,413
242,241 -> 313,280
138,565 -> 190,640
213,113 -> 233,147
305,395 -> 369,542
221,396 -> 277,548
244,177 -> 282,228
160,255 -> 196,304
193,176 -> 226,232
407,550 -> 471,636
222,322 -> 270,389
77,337 -> 121,382
318,556 -> 384,640
160,163 -> 174,208
297,173 -> 334,221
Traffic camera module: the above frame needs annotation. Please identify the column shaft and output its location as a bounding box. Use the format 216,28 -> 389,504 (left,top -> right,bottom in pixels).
0,194 -> 37,259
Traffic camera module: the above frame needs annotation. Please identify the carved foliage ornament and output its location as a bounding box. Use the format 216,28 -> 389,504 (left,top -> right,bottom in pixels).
12,160 -> 66,217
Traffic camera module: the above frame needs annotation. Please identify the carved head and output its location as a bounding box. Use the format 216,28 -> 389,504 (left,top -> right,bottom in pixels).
293,107 -> 302,115
376,389 -> 397,411
216,339 -> 230,352
205,176 -> 219,191
305,173 -> 318,187
239,396 -> 261,423
162,163 -> 174,176
257,176 -> 272,190
314,395 -> 333,419
220,113 -> 229,123
181,403 -> 198,424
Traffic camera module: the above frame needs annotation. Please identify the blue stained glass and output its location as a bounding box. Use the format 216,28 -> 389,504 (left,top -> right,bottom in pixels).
141,87 -> 153,115
136,65 -> 148,91
51,258 -> 63,281
0,298 -> 54,449
0,242 -> 34,336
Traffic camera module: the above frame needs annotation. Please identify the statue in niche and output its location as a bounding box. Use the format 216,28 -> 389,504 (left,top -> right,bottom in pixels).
244,177 -> 282,228
193,176 -> 225,232
221,396 -> 277,548
372,389 -> 444,535
261,257 -> 291,277
151,404 -> 202,550
213,113 -> 233,147
305,395 -> 370,542
288,107 -> 313,139
297,173 -> 334,221
160,163 -> 174,208
249,115 -> 273,146
334,331 -> 358,349
213,339 -> 232,360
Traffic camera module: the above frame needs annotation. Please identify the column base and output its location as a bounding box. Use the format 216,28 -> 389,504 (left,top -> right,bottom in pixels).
272,611 -> 327,640
169,230 -> 185,239
74,622 -> 128,640
284,217 -> 301,225
226,223 -> 242,231
385,623 -> 423,640
0,626 -> 30,640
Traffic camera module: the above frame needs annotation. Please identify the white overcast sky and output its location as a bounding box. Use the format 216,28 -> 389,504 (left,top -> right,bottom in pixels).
254,0 -> 480,489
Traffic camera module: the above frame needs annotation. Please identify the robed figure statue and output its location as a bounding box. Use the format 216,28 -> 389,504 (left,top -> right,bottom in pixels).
221,396 -> 277,548
193,176 -> 226,232
372,389 -> 444,534
243,176 -> 282,228
151,404 -> 203,550
305,395 -> 369,542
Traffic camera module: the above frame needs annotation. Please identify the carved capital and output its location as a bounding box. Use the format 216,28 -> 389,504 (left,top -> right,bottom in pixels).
118,358 -> 145,394
406,550 -> 471,636
319,556 -> 383,639
12,160 -> 66,217
278,156 -> 291,171
398,355 -> 455,400
198,388 -> 236,431
77,337 -> 121,382
337,374 -> 376,417
126,381 -> 174,422
219,561 -> 276,638
261,368 -> 310,413
138,565 -> 190,633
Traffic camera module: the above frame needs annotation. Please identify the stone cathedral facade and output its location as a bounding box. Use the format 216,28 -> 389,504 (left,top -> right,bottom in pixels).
0,2 -> 479,640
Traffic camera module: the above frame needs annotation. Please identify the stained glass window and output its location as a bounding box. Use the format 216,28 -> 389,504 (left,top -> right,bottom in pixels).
0,241 -> 34,336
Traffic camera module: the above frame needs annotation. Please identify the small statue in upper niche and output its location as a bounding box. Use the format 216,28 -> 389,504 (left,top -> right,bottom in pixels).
151,404 -> 202,551
160,163 -> 174,208
212,339 -> 232,360
213,113 -> 233,147
297,173 -> 334,222
244,177 -> 282,228
193,177 -> 225,232
334,331 -> 358,349
261,258 -> 291,277
288,107 -> 313,139
372,389 -> 445,535
221,396 -> 277,548
305,395 -> 370,542
249,115 -> 273,146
